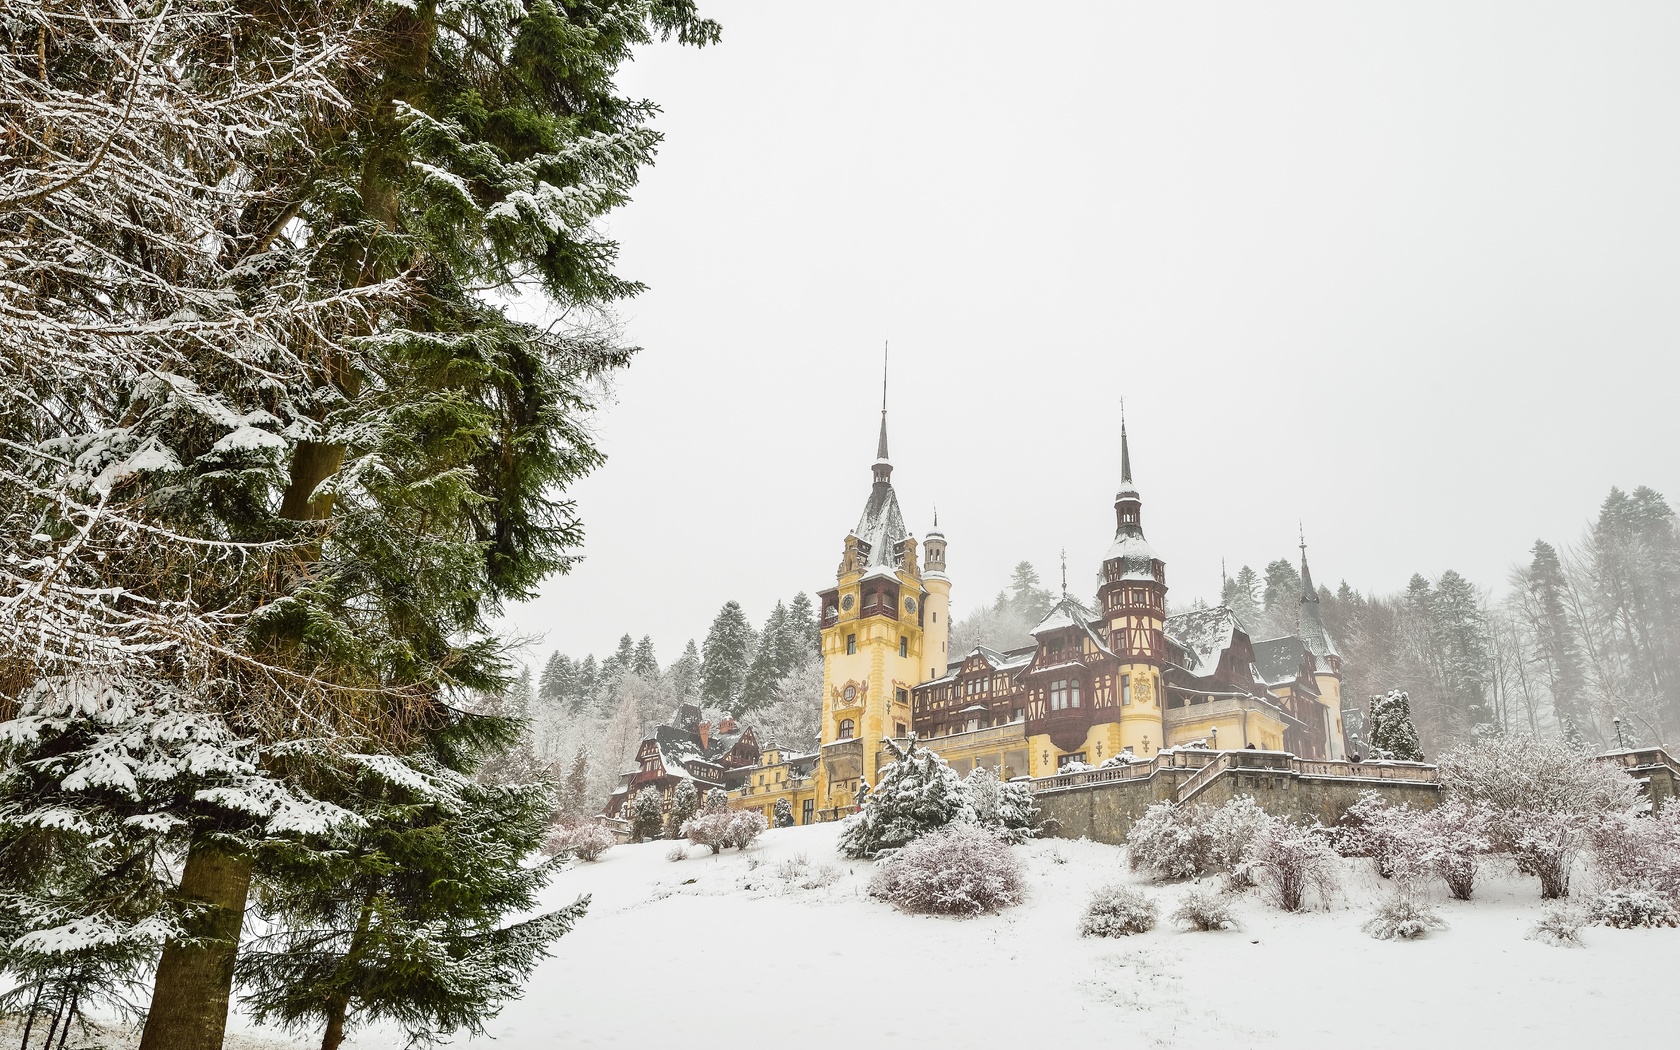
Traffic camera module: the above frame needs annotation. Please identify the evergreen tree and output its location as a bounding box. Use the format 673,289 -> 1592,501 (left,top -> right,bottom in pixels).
1367,690 -> 1425,762
562,748 -> 591,822
705,788 -> 730,814
632,635 -> 661,679
539,652 -> 576,707
1006,562 -> 1055,620
838,739 -> 973,859
573,655 -> 601,715
773,798 -> 795,828
786,592 -> 821,658
668,778 -> 701,831
1520,540 -> 1588,733
669,640 -> 703,702
1263,559 -> 1302,612
627,791 -> 666,843
700,601 -> 754,711
1432,570 -> 1495,734
1227,565 -> 1263,626
238,757 -> 587,1050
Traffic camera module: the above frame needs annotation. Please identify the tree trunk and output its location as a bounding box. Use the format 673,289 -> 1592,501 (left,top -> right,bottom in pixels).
319,893 -> 377,1050
137,837 -> 254,1050
319,998 -> 350,1050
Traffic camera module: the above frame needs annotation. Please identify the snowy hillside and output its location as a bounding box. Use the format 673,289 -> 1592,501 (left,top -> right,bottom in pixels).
297,822 -> 1675,1050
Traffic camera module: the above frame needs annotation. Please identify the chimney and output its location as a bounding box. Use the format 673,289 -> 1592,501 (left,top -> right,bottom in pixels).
698,721 -> 711,750
718,716 -> 738,734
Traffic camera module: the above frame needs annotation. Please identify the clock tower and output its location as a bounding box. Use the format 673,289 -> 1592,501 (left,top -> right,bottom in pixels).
812,375 -> 938,816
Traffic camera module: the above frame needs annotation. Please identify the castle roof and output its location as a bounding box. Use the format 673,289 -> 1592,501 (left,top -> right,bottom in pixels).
1296,542 -> 1339,661
1251,635 -> 1309,686
1164,606 -> 1246,676
1032,594 -> 1099,635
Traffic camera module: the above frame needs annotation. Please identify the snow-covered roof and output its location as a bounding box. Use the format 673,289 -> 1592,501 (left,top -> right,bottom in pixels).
1165,606 -> 1245,676
1251,636 -> 1308,686
853,478 -> 908,575
1103,530 -> 1158,565
1032,594 -> 1098,635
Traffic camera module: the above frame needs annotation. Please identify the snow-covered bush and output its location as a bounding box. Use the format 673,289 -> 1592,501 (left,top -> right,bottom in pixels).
1057,759 -> 1095,774
868,824 -> 1024,916
1527,904 -> 1588,947
1439,736 -> 1639,899
963,766 -> 1039,844
548,823 -> 615,861
776,853 -> 843,890
840,738 -> 973,859
1365,689 -> 1424,761
1171,887 -> 1238,931
705,787 -> 731,814
665,844 -> 689,862
1590,809 -> 1680,905
1587,888 -> 1678,929
1340,794 -> 1491,900
773,797 -> 795,828
1099,751 -> 1145,769
1362,893 -> 1447,941
627,790 -> 665,843
1127,796 -> 1267,882
1079,884 -> 1157,938
1244,817 -> 1338,912
725,810 -> 766,850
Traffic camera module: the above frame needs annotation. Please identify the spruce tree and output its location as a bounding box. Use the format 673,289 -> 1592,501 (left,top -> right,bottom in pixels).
1367,690 -> 1425,761
627,790 -> 666,843
786,593 -> 821,659
633,636 -> 661,679
237,757 -> 586,1050
773,798 -> 795,828
573,656 -> 601,715
1522,540 -> 1588,734
669,641 -> 704,702
1228,566 -> 1263,626
1263,559 -> 1302,612
838,739 -> 973,859
539,652 -> 575,707
700,601 -> 754,712
668,778 -> 701,831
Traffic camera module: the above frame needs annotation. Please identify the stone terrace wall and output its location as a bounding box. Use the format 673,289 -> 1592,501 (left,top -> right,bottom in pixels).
1033,761 -> 1441,846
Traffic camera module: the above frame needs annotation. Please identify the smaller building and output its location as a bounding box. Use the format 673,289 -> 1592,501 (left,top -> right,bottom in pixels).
603,703 -> 761,821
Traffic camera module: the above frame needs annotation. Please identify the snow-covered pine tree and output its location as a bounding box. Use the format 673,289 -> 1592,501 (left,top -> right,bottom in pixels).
572,656 -> 602,715
627,790 -> 666,843
785,593 -> 821,662
540,653 -> 576,708
1366,690 -> 1425,761
961,766 -> 1038,843
1228,566 -> 1263,626
668,778 -> 701,831
839,739 -> 973,859
632,636 -> 661,680
2,0 -> 721,1045
705,788 -> 731,814
238,754 -> 587,1050
774,798 -> 795,828
560,748 -> 592,823
668,641 -> 703,703
700,601 -> 754,712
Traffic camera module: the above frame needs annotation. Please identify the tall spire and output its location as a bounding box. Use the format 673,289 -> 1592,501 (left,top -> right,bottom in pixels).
1299,524 -> 1317,601
1296,527 -> 1337,660
1120,398 -> 1132,486
876,341 -> 890,462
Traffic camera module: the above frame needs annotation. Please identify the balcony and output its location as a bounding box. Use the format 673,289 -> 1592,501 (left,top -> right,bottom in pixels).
821,738 -> 864,781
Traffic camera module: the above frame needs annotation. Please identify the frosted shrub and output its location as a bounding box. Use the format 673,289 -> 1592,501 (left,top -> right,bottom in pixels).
627,789 -> 666,843
665,844 -> 689,862
1422,800 -> 1494,901
1171,887 -> 1238,931
681,810 -> 763,854
1057,759 -> 1095,774
1079,884 -> 1158,937
548,823 -> 616,861
1590,809 -> 1680,905
1337,791 -> 1418,879
1099,751 -> 1145,769
1244,817 -> 1338,912
840,738 -> 973,859
868,824 -> 1024,916
964,766 -> 1039,844
1439,736 -> 1639,899
1342,794 -> 1492,900
1127,801 -> 1201,878
1588,888 -> 1678,929
1527,904 -> 1588,947
725,810 -> 766,850
1362,892 -> 1447,941
1126,796 -> 1267,883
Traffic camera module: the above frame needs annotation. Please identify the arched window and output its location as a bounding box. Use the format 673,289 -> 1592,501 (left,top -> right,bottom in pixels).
838,718 -> 855,740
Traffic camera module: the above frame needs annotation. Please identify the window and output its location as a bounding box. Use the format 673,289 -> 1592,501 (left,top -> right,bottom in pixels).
1050,679 -> 1079,711
896,688 -> 908,706
1122,673 -> 1131,705
900,636 -> 908,658
838,718 -> 855,739
895,721 -> 907,737
802,799 -> 814,825
1060,751 -> 1087,767
846,634 -> 857,655
1049,637 -> 1063,653
932,611 -> 938,622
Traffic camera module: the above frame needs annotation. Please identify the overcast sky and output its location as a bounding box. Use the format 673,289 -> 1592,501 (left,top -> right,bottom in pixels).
500,1 -> 1680,666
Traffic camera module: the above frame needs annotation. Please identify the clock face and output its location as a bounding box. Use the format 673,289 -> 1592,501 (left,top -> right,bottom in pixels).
904,597 -> 918,614
841,594 -> 855,611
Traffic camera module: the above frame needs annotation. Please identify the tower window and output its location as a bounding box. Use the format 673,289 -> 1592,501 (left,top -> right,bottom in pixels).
932,611 -> 938,623
1050,679 -> 1080,711
838,718 -> 855,740
1122,674 -> 1131,705
846,634 -> 856,655
900,637 -> 908,658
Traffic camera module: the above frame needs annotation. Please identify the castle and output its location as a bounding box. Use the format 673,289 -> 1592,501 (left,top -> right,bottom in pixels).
606,397 -> 1350,827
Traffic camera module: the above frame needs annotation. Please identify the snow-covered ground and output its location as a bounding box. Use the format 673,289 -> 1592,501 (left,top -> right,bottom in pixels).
280,822 -> 1678,1050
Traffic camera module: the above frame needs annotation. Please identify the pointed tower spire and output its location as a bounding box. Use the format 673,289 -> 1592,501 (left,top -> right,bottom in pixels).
1060,547 -> 1069,598
1299,524 -> 1317,601
872,342 -> 892,485
1120,398 -> 1132,485
1296,527 -> 1338,659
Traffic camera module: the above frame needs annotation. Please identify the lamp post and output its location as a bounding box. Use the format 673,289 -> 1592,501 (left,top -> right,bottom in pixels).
1210,726 -> 1219,750
1613,716 -> 1628,750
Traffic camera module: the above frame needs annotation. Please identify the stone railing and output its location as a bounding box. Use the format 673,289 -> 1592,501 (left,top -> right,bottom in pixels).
1027,759 -> 1158,795
1296,759 -> 1438,782
913,723 -> 1025,753
1173,751 -> 1233,804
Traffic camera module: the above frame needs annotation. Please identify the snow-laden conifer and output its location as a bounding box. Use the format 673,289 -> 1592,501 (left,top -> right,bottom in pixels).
1366,690 -> 1425,761
839,738 -> 972,859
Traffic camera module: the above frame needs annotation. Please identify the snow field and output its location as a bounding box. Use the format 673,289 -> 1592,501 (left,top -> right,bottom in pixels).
310,822 -> 1677,1050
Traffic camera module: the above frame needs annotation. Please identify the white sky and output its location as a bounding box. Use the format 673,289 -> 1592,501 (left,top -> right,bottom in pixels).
500,1 -> 1680,665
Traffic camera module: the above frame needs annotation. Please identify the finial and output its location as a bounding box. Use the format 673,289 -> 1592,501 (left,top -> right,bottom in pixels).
1060,547 -> 1068,597
875,341 -> 890,463
1119,404 -> 1133,486
1222,556 -> 1228,585
932,503 -> 938,528
1299,520 -> 1306,552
